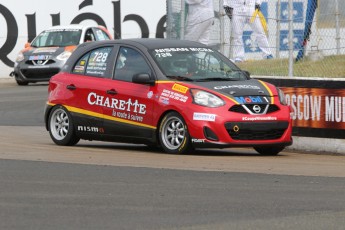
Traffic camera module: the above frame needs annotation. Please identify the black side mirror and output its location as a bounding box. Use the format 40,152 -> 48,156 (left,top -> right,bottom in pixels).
132,73 -> 155,86
242,70 -> 250,79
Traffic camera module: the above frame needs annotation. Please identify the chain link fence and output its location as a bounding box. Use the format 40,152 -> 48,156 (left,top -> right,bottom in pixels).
166,0 -> 345,78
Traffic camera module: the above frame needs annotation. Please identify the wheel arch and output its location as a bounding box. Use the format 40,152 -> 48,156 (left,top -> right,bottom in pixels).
155,110 -> 173,143
155,109 -> 184,145
44,104 -> 57,131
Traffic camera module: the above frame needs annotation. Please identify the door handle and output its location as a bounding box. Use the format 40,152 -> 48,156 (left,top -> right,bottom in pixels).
66,84 -> 76,90
106,89 -> 117,95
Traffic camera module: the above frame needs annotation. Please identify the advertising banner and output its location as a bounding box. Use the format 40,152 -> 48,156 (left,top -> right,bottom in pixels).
258,77 -> 345,139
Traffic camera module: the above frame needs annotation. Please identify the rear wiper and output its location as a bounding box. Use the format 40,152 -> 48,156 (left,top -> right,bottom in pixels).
166,75 -> 194,82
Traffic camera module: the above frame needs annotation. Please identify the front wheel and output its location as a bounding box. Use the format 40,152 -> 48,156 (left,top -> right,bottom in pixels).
15,79 -> 28,86
254,146 -> 285,156
48,105 -> 80,146
158,112 -> 192,154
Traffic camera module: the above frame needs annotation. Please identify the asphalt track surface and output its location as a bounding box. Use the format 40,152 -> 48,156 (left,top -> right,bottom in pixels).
1,78 -> 345,230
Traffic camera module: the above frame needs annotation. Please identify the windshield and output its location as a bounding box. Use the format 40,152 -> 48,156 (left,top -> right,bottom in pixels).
150,47 -> 248,81
31,29 -> 82,47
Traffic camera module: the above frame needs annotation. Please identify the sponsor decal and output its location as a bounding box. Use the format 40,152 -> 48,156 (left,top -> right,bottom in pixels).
214,85 -> 261,90
158,96 -> 169,105
85,47 -> 111,76
29,55 -> 51,60
242,116 -> 277,121
154,47 -> 214,57
73,66 -> 84,72
147,91 -> 153,99
154,47 -> 213,53
88,92 -> 146,113
47,29 -> 80,32
193,112 -> 216,121
191,138 -> 206,143
111,110 -> 144,122
87,92 -> 147,123
77,126 -> 104,133
235,96 -> 269,104
161,89 -> 188,103
172,83 -> 188,94
33,47 -> 58,53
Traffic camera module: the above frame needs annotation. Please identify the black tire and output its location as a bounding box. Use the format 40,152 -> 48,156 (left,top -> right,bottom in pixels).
48,105 -> 80,146
158,112 -> 192,154
15,79 -> 29,86
254,146 -> 285,156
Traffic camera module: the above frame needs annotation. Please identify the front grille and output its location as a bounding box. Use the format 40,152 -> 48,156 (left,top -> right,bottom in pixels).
25,60 -> 56,65
229,104 -> 280,114
21,68 -> 60,79
225,121 -> 288,140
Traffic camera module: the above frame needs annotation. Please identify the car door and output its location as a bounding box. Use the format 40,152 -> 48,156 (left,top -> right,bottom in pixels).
101,46 -> 156,141
67,45 -> 116,140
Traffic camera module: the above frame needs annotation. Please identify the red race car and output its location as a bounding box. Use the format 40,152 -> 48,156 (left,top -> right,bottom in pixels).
45,39 -> 292,155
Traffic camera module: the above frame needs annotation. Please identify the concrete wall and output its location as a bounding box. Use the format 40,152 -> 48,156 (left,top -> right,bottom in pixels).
0,0 -> 166,77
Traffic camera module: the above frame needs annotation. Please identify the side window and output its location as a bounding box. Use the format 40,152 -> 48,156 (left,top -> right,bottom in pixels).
114,47 -> 151,82
72,53 -> 89,74
84,29 -> 95,42
94,28 -> 110,41
72,47 -> 113,78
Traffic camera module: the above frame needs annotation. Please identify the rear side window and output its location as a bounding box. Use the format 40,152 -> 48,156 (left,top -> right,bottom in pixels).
72,47 -> 113,78
94,28 -> 110,41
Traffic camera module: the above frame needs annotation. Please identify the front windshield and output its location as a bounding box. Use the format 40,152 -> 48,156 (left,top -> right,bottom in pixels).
150,47 -> 247,81
31,29 -> 82,47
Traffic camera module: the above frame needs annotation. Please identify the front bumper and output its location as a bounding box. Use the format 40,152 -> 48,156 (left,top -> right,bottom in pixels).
13,59 -> 65,83
186,105 -> 293,149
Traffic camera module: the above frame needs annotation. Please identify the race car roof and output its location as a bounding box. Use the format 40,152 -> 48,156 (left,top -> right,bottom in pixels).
78,38 -> 209,50
44,24 -> 93,31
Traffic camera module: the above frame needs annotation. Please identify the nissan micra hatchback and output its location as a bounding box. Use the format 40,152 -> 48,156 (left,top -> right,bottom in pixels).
45,39 -> 292,155
11,24 -> 112,85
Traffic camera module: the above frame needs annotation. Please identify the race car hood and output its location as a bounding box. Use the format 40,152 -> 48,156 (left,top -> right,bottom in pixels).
189,79 -> 277,103
22,46 -> 76,59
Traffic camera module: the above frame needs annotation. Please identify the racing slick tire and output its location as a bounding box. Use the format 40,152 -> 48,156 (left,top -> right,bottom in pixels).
158,112 -> 192,154
254,146 -> 285,156
48,105 -> 80,146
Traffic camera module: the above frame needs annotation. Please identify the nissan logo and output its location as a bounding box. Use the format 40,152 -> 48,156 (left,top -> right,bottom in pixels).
253,105 -> 261,113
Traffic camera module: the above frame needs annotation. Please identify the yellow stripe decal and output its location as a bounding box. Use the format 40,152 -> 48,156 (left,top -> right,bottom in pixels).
223,95 -> 239,105
258,80 -> 274,104
48,103 -> 156,130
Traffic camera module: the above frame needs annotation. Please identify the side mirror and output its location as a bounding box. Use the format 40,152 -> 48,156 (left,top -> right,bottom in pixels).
24,42 -> 30,48
242,70 -> 250,79
132,73 -> 155,86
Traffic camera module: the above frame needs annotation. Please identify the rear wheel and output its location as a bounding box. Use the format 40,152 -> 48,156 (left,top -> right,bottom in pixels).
158,112 -> 192,154
254,146 -> 285,156
48,105 -> 80,146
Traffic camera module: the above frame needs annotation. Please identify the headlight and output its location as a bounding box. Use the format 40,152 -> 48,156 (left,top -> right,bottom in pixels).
277,88 -> 287,105
56,51 -> 72,61
190,89 -> 225,107
16,52 -> 24,62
